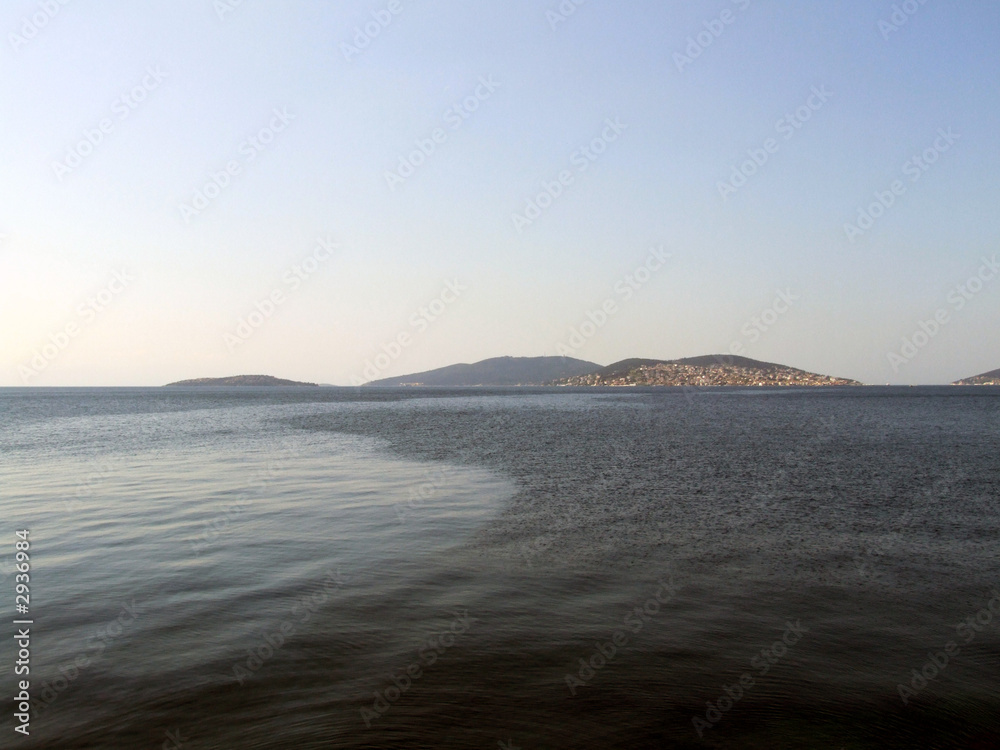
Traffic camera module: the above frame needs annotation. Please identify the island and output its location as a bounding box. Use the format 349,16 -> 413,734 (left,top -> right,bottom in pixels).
952,368 -> 1000,386
364,356 -> 600,387
549,355 -> 861,387
362,355 -> 860,387
164,375 -> 318,386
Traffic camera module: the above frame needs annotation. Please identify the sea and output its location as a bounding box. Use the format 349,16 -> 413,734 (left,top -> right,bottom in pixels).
0,385 -> 998,749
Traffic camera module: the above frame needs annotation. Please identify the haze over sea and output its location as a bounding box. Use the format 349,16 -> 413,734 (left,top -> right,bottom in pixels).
1,385 -> 998,748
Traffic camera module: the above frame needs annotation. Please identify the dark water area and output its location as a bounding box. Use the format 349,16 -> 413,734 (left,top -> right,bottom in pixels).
1,386 -> 998,748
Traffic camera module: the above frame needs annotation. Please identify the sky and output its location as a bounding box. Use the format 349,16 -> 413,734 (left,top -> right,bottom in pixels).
1,0 -> 998,386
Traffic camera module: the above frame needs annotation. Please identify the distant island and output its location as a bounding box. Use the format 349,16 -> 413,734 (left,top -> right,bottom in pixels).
364,355 -> 600,386
551,355 -> 861,387
363,355 -> 861,387
952,367 -> 1000,386
165,375 -> 318,386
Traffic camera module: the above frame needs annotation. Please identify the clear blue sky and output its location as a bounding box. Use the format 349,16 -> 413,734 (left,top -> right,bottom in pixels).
2,0 -> 998,385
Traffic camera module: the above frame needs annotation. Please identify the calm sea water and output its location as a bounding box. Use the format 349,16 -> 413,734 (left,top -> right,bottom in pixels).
1,386 -> 998,749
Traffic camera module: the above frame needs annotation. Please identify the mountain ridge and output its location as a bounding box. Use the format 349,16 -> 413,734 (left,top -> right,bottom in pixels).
165,375 -> 318,387
363,355 -> 861,387
363,355 -> 599,387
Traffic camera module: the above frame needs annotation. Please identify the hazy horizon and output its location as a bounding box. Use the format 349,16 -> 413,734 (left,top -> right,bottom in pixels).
3,0 -> 999,387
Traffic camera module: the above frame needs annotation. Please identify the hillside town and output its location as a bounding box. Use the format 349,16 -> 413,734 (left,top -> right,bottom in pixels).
552,362 -> 860,387
952,368 -> 1000,386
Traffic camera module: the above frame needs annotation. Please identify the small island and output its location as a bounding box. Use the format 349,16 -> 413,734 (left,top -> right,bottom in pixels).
164,375 -> 318,387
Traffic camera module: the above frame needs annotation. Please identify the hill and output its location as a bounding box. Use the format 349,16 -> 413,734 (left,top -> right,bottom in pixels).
952,367 -> 1000,386
165,375 -> 318,386
553,354 -> 860,387
592,354 -> 791,380
364,356 -> 600,386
